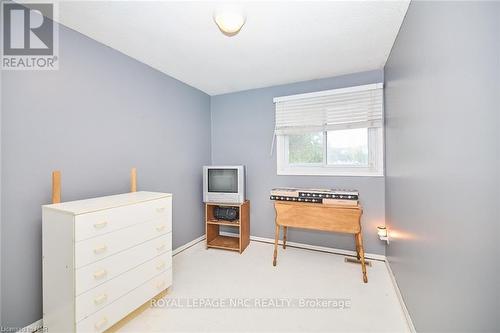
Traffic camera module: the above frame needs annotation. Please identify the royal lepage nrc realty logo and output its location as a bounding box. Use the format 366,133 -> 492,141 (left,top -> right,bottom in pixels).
2,1 -> 59,70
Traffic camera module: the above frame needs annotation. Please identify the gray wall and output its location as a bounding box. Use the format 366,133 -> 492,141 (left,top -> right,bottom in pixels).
0,24 -> 211,327
384,2 -> 500,332
0,53 -> 2,326
211,70 -> 386,255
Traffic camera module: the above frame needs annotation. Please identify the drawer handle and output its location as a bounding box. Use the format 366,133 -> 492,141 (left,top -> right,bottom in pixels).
156,280 -> 166,290
93,221 -> 108,229
156,244 -> 166,252
94,317 -> 108,330
156,207 -> 166,213
94,293 -> 108,305
156,224 -> 166,232
93,245 -> 107,255
93,269 -> 107,280
156,261 -> 166,270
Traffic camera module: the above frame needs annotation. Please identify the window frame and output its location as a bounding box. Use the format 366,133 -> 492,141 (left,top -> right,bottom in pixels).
277,127 -> 384,177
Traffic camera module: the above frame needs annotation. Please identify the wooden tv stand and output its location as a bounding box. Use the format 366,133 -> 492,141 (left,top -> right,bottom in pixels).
205,201 -> 250,253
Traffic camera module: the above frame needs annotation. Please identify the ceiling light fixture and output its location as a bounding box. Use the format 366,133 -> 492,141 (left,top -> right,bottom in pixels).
213,9 -> 246,36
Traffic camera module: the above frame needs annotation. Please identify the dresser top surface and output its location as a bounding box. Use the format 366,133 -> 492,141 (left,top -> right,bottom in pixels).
43,191 -> 172,215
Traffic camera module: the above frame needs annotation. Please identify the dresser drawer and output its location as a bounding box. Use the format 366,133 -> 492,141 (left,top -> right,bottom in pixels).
75,233 -> 171,295
75,251 -> 171,322
74,197 -> 171,242
76,272 -> 171,332
75,217 -> 170,268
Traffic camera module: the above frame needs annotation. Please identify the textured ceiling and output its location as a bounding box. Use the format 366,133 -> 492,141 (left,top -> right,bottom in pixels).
35,1 -> 409,95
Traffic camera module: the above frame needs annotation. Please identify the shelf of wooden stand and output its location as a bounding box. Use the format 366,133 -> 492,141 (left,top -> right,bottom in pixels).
206,219 -> 240,227
207,235 -> 240,251
205,201 -> 250,254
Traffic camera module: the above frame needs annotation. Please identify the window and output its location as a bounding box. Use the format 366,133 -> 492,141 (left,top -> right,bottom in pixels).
278,128 -> 383,176
274,84 -> 384,176
327,128 -> 368,166
288,132 -> 324,164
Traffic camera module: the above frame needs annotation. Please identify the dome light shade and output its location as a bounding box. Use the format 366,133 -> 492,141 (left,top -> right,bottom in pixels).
214,10 -> 246,36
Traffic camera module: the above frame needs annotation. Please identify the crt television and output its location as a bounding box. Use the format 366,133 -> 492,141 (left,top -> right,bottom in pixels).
203,166 -> 245,204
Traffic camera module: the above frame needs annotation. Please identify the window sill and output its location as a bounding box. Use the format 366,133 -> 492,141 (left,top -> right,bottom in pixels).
277,168 -> 384,177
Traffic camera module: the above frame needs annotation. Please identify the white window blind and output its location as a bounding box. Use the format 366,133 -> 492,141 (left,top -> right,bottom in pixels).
273,83 -> 383,135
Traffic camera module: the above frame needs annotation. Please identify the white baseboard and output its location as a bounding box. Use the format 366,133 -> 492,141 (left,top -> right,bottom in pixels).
385,260 -> 416,333
219,231 -> 386,261
173,234 -> 206,256
15,319 -> 43,333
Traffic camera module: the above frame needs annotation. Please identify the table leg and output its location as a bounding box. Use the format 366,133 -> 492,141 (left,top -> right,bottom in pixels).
356,232 -> 368,283
354,234 -> 360,260
283,226 -> 287,249
273,224 -> 280,266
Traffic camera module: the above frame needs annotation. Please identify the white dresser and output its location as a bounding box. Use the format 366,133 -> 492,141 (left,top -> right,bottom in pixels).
42,191 -> 172,333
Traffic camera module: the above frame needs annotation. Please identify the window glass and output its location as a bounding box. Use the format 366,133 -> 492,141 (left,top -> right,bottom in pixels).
326,128 -> 368,166
288,132 -> 324,164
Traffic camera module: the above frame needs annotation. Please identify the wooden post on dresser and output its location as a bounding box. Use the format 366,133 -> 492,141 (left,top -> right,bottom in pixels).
52,170 -> 61,204
130,167 -> 137,192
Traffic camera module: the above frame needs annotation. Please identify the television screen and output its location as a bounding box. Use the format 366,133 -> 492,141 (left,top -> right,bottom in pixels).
208,169 -> 238,193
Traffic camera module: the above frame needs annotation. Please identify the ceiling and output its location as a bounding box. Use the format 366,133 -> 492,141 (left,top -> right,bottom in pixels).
41,1 -> 409,95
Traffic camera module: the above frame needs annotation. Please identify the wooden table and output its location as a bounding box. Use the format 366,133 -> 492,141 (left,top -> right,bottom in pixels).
272,201 -> 367,283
